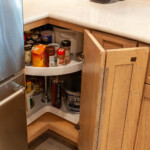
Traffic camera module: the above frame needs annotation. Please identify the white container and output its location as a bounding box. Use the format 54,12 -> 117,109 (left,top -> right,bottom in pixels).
54,27 -> 83,54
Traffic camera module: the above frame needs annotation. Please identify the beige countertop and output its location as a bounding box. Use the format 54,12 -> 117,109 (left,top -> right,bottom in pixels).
23,0 -> 150,44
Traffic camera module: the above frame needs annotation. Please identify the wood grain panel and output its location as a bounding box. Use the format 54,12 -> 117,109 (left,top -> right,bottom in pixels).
107,65 -> 133,150
92,31 -> 137,50
24,18 -> 49,31
135,84 -> 150,150
49,18 -> 88,33
138,43 -> 150,84
78,30 -> 106,150
27,113 -> 78,144
98,47 -> 149,150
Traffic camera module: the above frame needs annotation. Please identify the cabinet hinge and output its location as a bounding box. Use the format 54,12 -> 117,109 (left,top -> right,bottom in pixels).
75,122 -> 80,131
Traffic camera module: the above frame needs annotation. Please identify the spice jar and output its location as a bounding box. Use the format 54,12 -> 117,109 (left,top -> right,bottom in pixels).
57,48 -> 65,66
26,39 -> 34,46
61,40 -> 71,64
44,45 -> 55,67
49,43 -> 60,66
24,44 -> 32,66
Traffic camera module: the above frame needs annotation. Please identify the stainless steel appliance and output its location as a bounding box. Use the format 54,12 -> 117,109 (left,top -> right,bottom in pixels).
0,0 -> 28,149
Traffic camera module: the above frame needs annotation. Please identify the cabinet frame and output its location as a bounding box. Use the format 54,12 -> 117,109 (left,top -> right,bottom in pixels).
24,18 -> 149,150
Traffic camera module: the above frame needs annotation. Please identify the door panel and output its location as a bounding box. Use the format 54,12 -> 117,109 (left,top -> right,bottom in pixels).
135,84 -> 150,150
98,47 -> 149,150
79,30 -> 106,150
92,31 -> 137,50
0,73 -> 28,150
107,65 -> 133,150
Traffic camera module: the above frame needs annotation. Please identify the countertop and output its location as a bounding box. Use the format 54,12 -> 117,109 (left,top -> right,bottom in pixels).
23,0 -> 150,44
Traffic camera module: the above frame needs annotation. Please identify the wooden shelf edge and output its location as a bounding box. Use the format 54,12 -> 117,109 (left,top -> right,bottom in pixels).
27,113 -> 79,144
24,18 -> 49,31
24,17 -> 90,33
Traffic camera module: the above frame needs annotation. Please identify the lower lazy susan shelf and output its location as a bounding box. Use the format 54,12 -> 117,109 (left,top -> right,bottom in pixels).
25,57 -> 83,76
27,93 -> 80,125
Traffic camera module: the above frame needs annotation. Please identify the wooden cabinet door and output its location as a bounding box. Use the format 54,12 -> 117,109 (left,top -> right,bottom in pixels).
79,30 -> 106,150
92,31 -> 137,50
138,43 -> 150,84
135,84 -> 150,150
98,47 -> 149,150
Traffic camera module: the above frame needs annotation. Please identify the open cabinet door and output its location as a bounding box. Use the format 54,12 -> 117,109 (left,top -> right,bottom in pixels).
78,30 -> 106,150
98,47 -> 149,150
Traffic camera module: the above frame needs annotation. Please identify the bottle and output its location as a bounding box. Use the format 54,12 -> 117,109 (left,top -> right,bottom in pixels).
44,45 -> 55,67
57,48 -> 65,66
24,44 -> 32,66
61,40 -> 71,64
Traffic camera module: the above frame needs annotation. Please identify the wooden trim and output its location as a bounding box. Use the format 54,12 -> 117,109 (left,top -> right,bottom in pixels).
138,43 -> 150,84
24,18 -> 49,31
144,84 -> 150,99
27,113 -> 78,144
134,84 -> 150,150
78,30 -> 106,150
48,18 -> 88,33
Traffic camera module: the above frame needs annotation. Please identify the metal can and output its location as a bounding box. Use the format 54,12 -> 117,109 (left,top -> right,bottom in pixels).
44,45 -> 55,67
61,40 -> 71,64
57,48 -> 65,66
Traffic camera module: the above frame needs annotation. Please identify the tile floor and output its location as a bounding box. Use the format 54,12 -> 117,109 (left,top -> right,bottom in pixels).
28,131 -> 77,150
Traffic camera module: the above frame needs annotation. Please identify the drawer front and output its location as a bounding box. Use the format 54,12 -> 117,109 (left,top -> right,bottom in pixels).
135,84 -> 150,150
92,31 -> 137,50
138,43 -> 150,84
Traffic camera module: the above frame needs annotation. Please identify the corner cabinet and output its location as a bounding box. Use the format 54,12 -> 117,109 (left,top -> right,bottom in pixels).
79,30 -> 149,150
135,85 -> 150,150
24,18 -> 149,150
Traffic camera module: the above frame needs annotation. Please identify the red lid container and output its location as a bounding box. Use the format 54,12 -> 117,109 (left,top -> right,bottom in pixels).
57,48 -> 65,55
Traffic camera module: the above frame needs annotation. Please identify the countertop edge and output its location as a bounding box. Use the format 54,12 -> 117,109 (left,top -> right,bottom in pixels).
24,13 -> 150,44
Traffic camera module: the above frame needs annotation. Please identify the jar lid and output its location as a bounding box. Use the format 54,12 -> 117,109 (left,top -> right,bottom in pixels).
57,48 -> 65,55
26,40 -> 34,45
24,44 -> 32,51
31,34 -> 39,40
61,40 -> 71,47
45,45 -> 55,51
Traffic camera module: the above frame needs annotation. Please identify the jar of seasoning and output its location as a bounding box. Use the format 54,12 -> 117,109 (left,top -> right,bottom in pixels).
26,39 -> 34,46
44,45 -> 55,67
24,44 -> 32,66
61,40 -> 71,64
31,34 -> 39,41
34,38 -> 42,45
57,48 -> 65,66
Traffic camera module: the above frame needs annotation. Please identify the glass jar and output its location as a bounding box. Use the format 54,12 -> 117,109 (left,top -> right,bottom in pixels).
61,40 -> 71,64
44,45 -> 55,67
24,44 -> 32,66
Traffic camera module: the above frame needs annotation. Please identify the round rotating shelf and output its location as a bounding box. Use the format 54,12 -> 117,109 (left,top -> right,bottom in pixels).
25,57 -> 83,76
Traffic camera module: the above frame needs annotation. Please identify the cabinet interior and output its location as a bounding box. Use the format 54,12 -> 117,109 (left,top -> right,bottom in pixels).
25,23 -> 83,144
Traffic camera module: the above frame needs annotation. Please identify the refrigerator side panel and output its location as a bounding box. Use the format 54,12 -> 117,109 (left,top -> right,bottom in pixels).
0,72 -> 28,150
0,0 -> 24,81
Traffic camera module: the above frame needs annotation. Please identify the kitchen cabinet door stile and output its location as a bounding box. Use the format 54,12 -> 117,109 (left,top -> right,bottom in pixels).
79,30 -> 106,150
